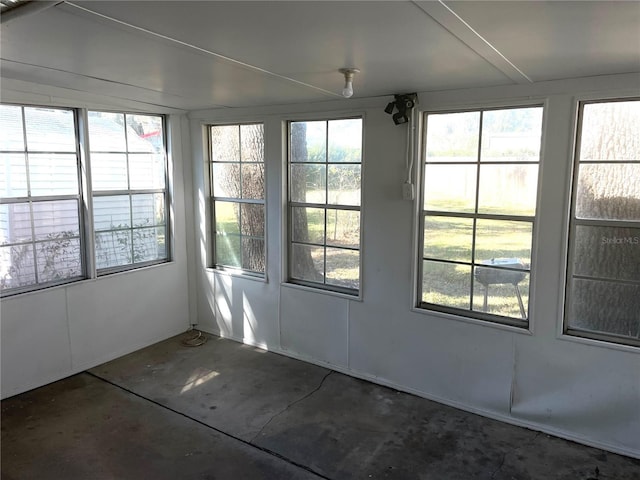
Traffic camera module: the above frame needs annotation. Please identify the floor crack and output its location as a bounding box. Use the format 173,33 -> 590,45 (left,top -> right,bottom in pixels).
489,453 -> 507,479
251,370 -> 334,443
489,431 -> 541,479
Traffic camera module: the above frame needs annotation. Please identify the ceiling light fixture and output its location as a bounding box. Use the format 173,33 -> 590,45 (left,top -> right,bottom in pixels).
339,68 -> 360,98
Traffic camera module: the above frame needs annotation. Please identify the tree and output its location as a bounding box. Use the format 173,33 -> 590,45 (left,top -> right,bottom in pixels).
290,122 -> 322,281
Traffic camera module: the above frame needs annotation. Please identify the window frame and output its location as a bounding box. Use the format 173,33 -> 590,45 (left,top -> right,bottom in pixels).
208,122 -> 267,277
88,110 -> 171,275
0,104 -> 86,296
563,97 -> 640,348
417,104 -> 545,327
285,115 -> 364,297
0,102 -> 172,298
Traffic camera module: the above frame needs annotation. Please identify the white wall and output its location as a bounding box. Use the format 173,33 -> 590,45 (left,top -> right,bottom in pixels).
0,81 -> 194,398
189,73 -> 640,458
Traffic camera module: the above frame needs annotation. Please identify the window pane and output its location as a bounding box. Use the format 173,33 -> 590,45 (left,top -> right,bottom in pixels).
91,153 -> 128,191
568,278 -> 640,339
481,107 -> 543,162
326,247 -> 359,290
29,154 -> 78,196
240,203 -> 264,237
24,108 -> 76,152
475,219 -> 532,265
424,216 -> 473,263
1,244 -> 36,290
0,203 -> 32,245
215,201 -> 240,235
291,164 -> 326,204
132,193 -> 164,227
211,125 -> 240,163
241,163 -> 264,200
32,200 -> 79,241
93,195 -> 131,231
422,260 -> 471,309
241,237 -> 265,272
155,226 -> 167,259
425,111 -> 480,162
291,121 -> 326,163
129,153 -> 165,190
288,117 -> 361,292
328,119 -> 362,163
0,154 -> 28,197
95,230 -> 132,269
36,237 -> 82,282
88,112 -> 126,152
212,163 -> 241,198
424,164 -> 477,213
291,243 -> 324,282
580,101 -> 640,161
473,269 -> 529,319
328,164 -> 360,206
126,114 -> 163,153
240,124 -> 264,163
215,234 -> 241,268
477,164 -> 538,216
211,123 -> 265,275
326,210 -> 359,248
292,207 -> 324,245
132,227 -> 164,263
574,225 -> 640,282
0,105 -> 24,151
576,163 -> 640,221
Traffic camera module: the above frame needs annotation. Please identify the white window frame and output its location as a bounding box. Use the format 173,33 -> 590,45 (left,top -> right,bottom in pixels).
286,115 -> 364,296
563,97 -> 640,348
0,104 -> 85,296
0,103 -> 171,297
417,104 -> 544,327
88,110 -> 170,275
208,122 -> 266,277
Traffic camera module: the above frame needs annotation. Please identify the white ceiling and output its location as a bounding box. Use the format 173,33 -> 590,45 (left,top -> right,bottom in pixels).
1,1 -> 639,111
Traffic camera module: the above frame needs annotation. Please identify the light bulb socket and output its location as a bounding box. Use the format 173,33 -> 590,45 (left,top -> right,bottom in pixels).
339,68 -> 359,98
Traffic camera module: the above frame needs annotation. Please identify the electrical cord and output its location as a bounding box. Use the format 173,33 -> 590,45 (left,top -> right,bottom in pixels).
181,328 -> 208,347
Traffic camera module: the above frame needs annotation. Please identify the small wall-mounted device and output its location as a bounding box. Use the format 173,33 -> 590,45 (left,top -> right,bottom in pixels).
402,181 -> 415,200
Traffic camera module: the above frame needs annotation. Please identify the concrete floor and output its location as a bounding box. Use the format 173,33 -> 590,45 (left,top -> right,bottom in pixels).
2,333 -> 639,480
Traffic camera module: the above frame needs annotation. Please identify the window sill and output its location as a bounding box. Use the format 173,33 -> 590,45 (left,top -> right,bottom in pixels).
1,260 -> 176,299
207,267 -> 267,284
411,305 -> 533,335
558,330 -> 640,353
281,281 -> 362,302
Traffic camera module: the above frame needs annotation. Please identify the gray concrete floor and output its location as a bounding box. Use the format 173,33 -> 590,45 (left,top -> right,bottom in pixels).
2,332 -> 639,480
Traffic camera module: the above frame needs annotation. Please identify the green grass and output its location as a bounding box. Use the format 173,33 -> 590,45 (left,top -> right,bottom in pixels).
422,208 -> 533,319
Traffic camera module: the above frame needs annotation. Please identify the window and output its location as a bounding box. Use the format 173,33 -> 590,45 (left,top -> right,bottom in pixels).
419,106 -> 543,325
287,118 -> 363,294
88,111 -> 168,272
565,99 -> 640,346
0,104 -> 170,296
1,105 -> 84,295
210,124 -> 265,274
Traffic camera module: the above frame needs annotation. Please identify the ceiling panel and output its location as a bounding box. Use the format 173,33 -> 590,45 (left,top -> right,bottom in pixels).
1,1 -> 637,110
71,1 -> 513,96
0,3 -> 340,109
447,0 -> 640,81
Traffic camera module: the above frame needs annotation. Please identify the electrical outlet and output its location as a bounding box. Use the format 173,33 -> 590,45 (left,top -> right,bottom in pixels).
402,182 -> 415,200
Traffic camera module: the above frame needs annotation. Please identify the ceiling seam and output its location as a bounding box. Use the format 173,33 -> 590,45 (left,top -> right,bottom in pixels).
413,0 -> 533,85
0,58 -> 195,111
62,1 -> 343,99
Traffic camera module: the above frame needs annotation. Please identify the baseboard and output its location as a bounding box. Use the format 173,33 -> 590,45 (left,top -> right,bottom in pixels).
197,325 -> 640,460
